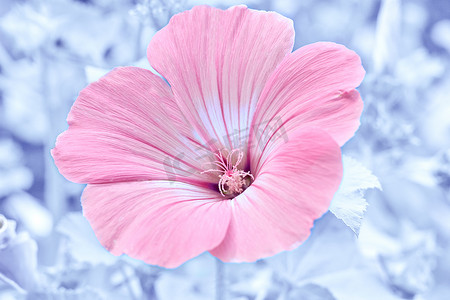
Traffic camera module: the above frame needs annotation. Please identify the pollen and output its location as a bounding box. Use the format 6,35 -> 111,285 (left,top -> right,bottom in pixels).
202,149 -> 254,197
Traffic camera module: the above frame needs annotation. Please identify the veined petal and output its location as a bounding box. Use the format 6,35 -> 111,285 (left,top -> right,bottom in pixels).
210,128 -> 343,262
248,42 -> 364,170
147,5 -> 294,151
52,67 -> 214,185
82,181 -> 231,268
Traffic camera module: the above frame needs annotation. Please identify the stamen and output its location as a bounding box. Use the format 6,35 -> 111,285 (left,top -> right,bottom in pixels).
202,148 -> 254,197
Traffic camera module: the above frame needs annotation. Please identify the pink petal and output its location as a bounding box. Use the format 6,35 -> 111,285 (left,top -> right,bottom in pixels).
52,67 -> 214,185
210,128 -> 343,262
82,181 -> 231,268
249,42 -> 365,165
147,5 -> 294,151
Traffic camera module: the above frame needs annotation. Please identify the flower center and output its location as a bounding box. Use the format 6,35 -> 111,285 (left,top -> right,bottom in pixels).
202,149 -> 254,197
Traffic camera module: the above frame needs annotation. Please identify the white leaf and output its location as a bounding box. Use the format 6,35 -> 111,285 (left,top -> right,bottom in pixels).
373,0 -> 402,73
286,283 -> 336,300
56,212 -> 117,265
329,156 -> 381,235
310,268 -> 404,300
155,254 -> 215,300
3,193 -> 52,237
266,213 -> 359,284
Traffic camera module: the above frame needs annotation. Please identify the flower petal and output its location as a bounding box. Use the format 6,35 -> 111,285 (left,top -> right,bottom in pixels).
210,128 -> 343,262
82,181 -> 231,268
249,42 -> 364,167
52,67 -> 213,185
147,5 -> 294,151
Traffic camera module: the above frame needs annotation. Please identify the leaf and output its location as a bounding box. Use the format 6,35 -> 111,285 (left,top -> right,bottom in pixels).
56,212 -> 117,266
265,214 -> 403,300
329,156 -> 381,235
0,215 -> 41,292
266,213 -> 359,284
154,254 -> 215,300
373,0 -> 402,73
286,283 -> 336,300
309,268 -> 404,300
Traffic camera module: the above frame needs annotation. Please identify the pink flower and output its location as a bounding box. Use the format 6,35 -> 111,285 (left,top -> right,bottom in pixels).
52,5 -> 364,268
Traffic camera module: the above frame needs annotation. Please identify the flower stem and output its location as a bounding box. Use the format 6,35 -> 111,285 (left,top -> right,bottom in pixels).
215,259 -> 225,300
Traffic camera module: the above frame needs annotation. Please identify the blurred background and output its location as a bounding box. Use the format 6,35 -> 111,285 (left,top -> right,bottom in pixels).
0,0 -> 449,299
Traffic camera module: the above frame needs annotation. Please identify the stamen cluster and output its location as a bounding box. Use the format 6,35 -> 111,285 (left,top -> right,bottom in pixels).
202,149 -> 254,197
